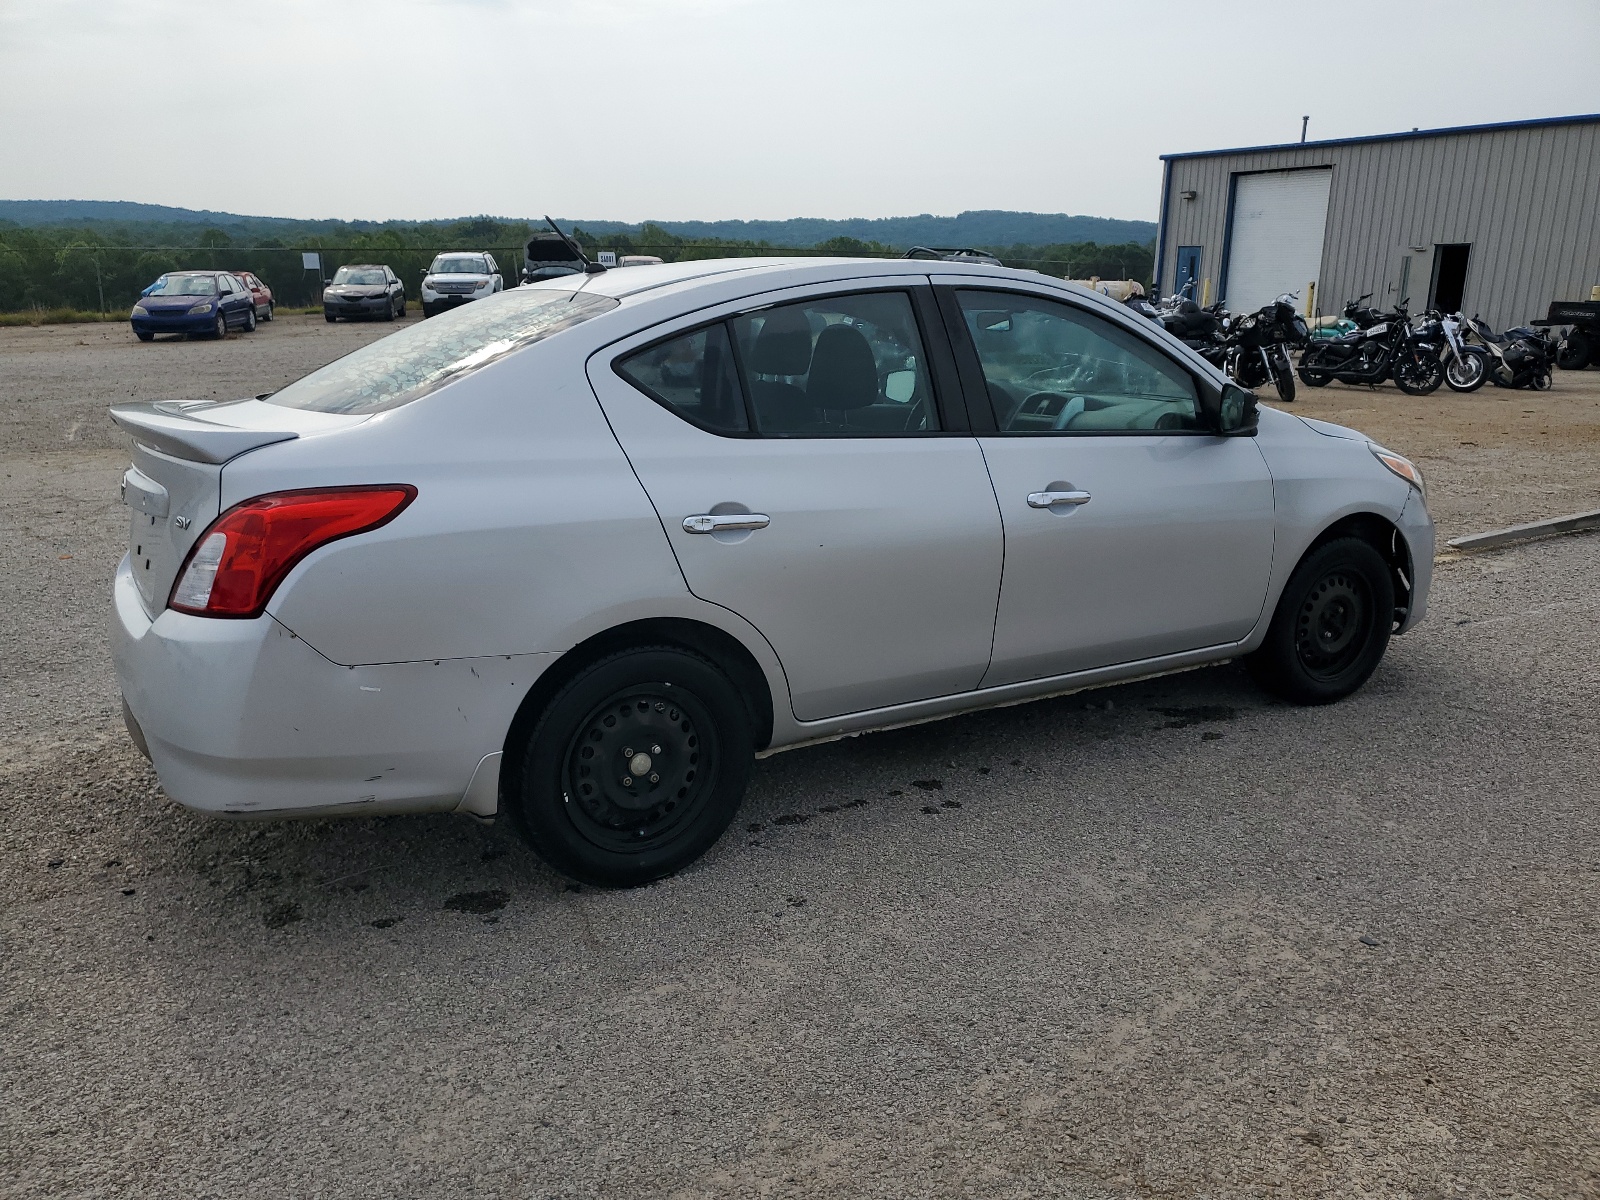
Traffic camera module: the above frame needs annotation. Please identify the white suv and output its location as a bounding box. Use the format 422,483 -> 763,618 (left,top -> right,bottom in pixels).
420,252 -> 502,318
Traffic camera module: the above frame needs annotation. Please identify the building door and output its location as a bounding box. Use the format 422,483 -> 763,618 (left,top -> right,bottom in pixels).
1174,246 -> 1202,301
1223,168 -> 1332,311
1429,244 -> 1471,313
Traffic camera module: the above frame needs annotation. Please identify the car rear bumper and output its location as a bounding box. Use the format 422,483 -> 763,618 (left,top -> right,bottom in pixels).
110,554 -> 550,819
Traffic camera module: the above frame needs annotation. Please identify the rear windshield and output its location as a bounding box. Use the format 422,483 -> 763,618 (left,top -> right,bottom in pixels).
265,289 -> 619,414
147,274 -> 217,296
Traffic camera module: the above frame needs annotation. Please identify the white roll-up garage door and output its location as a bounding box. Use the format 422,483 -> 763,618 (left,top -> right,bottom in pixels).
1224,168 -> 1332,312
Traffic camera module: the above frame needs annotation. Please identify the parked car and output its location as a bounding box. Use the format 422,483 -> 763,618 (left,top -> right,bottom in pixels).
110,259 -> 1433,888
130,271 -> 257,341
232,270 -> 275,322
323,264 -> 407,322
421,252 -> 502,317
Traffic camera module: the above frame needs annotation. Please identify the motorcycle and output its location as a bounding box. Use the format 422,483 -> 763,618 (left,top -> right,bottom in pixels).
1437,311 -> 1487,392
1297,300 -> 1444,395
1462,316 -> 1555,390
1157,298 -> 1231,370
1226,293 -> 1307,403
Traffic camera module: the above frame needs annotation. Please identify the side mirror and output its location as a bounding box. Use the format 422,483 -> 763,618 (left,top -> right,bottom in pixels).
883,370 -> 917,403
1198,380 -> 1258,435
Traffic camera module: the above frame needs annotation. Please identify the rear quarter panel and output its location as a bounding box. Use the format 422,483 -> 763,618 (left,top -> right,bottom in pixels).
229,334 -> 694,666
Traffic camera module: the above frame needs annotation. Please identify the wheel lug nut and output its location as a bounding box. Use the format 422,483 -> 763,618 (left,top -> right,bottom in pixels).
621,777 -> 632,787
622,746 -> 634,757
651,744 -> 662,754
649,773 -> 660,783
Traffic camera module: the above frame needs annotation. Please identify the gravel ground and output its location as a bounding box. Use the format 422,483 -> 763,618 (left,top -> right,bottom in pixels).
2,319 -> 1598,1198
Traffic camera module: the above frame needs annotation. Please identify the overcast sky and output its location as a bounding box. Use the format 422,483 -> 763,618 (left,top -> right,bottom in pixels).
2,0 -> 1596,225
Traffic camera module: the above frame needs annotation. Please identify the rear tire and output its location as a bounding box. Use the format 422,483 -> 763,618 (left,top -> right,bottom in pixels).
262,302 -> 274,322
507,646 -> 755,888
242,307 -> 256,333
1247,537 -> 1395,705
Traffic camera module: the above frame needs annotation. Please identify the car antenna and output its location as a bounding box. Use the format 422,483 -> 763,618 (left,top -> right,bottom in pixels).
544,214 -> 606,289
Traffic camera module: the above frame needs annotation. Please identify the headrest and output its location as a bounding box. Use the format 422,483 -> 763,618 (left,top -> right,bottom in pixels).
748,307 -> 813,375
805,324 -> 878,410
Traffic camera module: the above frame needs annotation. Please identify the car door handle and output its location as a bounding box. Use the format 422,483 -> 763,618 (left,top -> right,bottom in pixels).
682,513 -> 771,534
1027,490 -> 1092,509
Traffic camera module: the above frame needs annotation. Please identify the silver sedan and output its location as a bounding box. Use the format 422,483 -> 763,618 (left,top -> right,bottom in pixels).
110,258 -> 1433,886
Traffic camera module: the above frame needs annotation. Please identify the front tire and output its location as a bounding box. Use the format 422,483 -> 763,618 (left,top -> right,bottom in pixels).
384,295 -> 398,322
1393,349 -> 1444,395
1444,349 -> 1486,392
1274,354 -> 1296,404
212,312 -> 227,339
135,330 -> 154,342
325,312 -> 336,323
508,646 -> 755,888
1247,537 -> 1395,705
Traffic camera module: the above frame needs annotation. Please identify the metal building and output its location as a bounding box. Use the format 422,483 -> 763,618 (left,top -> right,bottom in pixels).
1153,114 -> 1600,329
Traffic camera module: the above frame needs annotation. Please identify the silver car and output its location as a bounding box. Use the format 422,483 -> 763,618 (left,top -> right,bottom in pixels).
110,258 -> 1433,886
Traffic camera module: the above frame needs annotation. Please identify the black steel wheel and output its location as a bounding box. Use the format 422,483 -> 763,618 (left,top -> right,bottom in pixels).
509,646 -> 754,887
1393,349 -> 1443,395
1247,537 -> 1395,705
1297,350 -> 1331,387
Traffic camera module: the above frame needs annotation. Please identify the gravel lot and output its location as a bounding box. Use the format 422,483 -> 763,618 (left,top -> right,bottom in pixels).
2,317 -> 1598,1198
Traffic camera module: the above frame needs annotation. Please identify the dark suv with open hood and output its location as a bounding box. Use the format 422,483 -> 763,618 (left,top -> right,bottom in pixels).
323,264 -> 407,322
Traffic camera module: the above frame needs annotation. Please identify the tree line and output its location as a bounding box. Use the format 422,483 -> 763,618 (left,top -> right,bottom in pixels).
0,217 -> 1154,314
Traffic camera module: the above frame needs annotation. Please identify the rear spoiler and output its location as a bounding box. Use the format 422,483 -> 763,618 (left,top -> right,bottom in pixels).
110,400 -> 299,464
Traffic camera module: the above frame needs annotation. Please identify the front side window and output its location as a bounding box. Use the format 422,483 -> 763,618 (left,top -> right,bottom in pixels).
267,288 -> 618,414
730,291 -> 936,436
956,290 -> 1200,433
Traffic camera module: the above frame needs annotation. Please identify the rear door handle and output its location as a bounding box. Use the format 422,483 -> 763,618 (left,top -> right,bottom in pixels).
1027,490 -> 1091,509
683,513 -> 771,534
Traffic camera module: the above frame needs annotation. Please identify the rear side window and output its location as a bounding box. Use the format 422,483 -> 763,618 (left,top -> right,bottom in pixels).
267,289 -> 619,414
614,290 -> 938,438
616,324 -> 747,434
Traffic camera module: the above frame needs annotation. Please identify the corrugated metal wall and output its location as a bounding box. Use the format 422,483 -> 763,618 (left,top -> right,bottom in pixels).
1156,119 -> 1600,329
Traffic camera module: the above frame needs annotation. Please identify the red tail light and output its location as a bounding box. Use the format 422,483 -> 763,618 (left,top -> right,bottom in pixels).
169,485 -> 416,618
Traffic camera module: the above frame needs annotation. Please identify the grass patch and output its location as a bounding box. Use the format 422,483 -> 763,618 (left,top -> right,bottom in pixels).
0,308 -> 123,327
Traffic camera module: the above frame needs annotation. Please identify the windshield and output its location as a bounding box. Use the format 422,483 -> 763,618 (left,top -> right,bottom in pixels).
432,256 -> 489,276
147,274 -> 217,296
333,267 -> 387,286
266,289 -> 619,414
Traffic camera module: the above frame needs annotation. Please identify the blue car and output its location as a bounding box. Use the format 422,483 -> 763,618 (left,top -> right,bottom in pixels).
131,272 -> 257,341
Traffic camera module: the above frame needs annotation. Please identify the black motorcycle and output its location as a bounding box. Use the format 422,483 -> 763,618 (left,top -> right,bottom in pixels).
1463,316 -> 1555,390
1298,301 -> 1444,395
1226,294 -> 1307,403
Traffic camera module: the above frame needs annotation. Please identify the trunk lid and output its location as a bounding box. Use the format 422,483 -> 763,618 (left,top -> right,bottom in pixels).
110,398 -> 365,615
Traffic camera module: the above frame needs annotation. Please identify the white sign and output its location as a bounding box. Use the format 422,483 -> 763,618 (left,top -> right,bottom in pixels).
302,252 -> 321,271
597,251 -> 617,268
